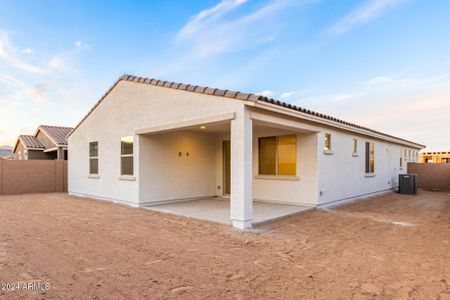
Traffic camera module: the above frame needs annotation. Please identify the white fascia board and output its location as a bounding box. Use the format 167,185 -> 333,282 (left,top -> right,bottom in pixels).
253,101 -> 424,149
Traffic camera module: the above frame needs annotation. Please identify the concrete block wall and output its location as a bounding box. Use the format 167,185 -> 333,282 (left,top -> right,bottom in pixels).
0,160 -> 67,195
408,162 -> 450,191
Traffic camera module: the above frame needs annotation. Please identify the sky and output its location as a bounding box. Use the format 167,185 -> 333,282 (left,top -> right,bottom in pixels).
0,0 -> 449,150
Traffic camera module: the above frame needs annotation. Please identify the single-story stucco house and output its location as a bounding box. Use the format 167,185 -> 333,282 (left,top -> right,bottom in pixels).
68,74 -> 424,229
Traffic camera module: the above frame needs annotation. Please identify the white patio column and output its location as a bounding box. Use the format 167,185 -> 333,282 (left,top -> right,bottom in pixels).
230,106 -> 253,229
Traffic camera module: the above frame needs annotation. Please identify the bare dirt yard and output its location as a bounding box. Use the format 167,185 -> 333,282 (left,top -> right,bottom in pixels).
0,191 -> 449,299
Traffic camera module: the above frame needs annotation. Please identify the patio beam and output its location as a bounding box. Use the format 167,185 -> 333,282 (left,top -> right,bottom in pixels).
250,111 -> 320,133
135,113 -> 235,135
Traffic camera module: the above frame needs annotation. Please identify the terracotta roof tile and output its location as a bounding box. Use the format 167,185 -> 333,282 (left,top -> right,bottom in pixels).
67,74 -> 425,148
194,86 -> 206,93
235,93 -> 250,100
187,85 -> 196,92
204,87 -> 216,95
224,90 -> 238,98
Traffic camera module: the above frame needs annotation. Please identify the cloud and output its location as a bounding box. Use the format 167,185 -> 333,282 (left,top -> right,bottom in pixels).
281,91 -> 296,98
257,90 -> 275,97
49,56 -> 68,73
0,73 -> 50,102
329,0 -> 405,35
20,48 -> 34,55
0,31 -> 45,73
333,93 -> 364,102
174,0 -> 296,58
74,40 -> 90,51
0,29 -> 95,145
366,76 -> 391,85
177,0 -> 248,39
289,72 -> 450,149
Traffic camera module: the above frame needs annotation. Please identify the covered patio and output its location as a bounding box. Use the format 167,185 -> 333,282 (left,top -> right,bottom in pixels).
143,197 -> 313,226
136,107 -> 319,229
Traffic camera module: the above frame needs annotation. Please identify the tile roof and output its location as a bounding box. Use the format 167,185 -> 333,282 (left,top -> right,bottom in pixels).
18,135 -> 45,149
68,74 -> 425,148
38,125 -> 73,146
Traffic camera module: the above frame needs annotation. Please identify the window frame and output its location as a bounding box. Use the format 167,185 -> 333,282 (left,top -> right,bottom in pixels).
352,138 -> 358,156
258,134 -> 297,177
400,148 -> 403,168
324,133 -> 332,153
365,142 -> 375,175
89,141 -> 99,175
120,136 -> 134,176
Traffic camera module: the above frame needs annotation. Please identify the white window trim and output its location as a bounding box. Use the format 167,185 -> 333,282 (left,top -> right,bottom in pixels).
119,175 -> 136,181
89,156 -> 99,175
365,142 -> 375,175
323,133 -> 332,154
89,141 -> 99,175
352,139 -> 358,157
258,135 -> 297,177
255,175 -> 300,181
120,136 -> 134,176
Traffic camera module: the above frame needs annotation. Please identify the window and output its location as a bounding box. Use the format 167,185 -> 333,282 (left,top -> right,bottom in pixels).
365,142 -> 375,174
352,139 -> 358,155
324,133 -> 332,152
408,149 -> 411,160
121,136 -> 134,176
259,135 -> 296,176
400,149 -> 403,168
89,142 -> 99,174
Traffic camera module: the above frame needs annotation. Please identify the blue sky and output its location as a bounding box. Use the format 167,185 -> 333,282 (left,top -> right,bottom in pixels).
0,0 -> 449,149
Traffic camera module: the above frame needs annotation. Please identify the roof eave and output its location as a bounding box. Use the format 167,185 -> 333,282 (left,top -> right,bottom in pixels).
253,100 -> 425,149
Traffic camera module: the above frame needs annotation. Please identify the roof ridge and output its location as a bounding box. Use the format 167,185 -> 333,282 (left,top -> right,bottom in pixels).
68,74 -> 424,148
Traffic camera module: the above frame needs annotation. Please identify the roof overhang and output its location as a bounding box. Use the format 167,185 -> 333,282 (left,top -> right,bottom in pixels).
67,74 -> 426,149
12,138 -> 44,153
252,101 -> 425,149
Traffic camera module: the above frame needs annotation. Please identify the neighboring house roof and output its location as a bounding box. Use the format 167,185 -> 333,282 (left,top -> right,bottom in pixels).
37,125 -> 73,146
13,135 -> 45,152
68,74 -> 425,148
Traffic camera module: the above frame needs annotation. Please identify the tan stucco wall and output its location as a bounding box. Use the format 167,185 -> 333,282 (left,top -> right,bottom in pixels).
317,128 -> 419,205
68,80 -> 243,205
139,131 -> 217,204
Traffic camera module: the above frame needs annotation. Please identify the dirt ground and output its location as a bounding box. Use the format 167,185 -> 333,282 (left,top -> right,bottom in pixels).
0,191 -> 449,299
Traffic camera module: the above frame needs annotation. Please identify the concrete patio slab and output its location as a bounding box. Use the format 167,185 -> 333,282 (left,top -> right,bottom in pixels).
143,197 -> 313,225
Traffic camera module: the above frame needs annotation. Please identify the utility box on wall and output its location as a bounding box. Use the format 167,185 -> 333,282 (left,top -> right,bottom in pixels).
399,174 -> 418,194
